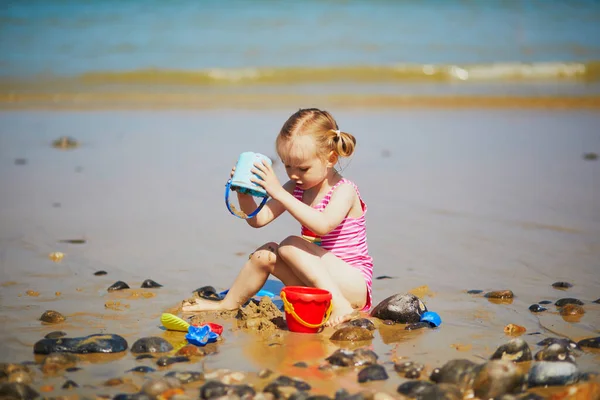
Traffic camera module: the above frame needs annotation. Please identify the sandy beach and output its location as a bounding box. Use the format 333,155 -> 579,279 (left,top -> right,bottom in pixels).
1,107 -> 599,397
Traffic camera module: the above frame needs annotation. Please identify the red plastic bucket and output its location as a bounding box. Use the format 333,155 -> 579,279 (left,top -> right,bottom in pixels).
280,286 -> 332,334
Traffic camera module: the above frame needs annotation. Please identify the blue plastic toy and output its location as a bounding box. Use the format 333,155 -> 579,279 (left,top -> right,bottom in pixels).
420,311 -> 442,327
185,325 -> 219,347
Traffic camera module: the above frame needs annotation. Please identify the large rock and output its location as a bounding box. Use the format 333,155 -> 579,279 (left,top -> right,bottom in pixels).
370,293 -> 427,323
33,334 -> 128,354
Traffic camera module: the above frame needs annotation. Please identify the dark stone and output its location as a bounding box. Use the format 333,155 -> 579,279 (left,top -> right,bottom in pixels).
288,392 -> 310,400
375,275 -> 394,279
554,298 -> 584,306
484,290 -> 514,299
128,366 -> 156,373
537,337 -> 580,351
34,333 -> 128,354
271,375 -> 311,391
325,348 -> 378,367
430,359 -> 478,389
593,298 -> 600,304
14,158 -> 27,165
130,337 -> 173,354
94,270 -> 107,276
40,310 -> 66,324
552,282 -> 573,289
578,336 -> 600,349
337,318 -> 376,331
369,293 -> 427,323
293,362 -> 308,368
357,364 -> 388,383
472,360 -> 526,399
62,379 -> 79,389
335,389 -> 369,400
230,384 -> 256,397
467,290 -> 483,294
113,394 -> 152,400
330,327 -> 373,342
58,239 -> 86,244
397,380 -> 436,396
583,152 -> 598,160
527,361 -> 579,387
107,281 -> 130,291
65,367 -> 81,372
0,382 -> 39,400
136,354 -> 155,360
141,279 -> 163,288
490,338 -> 532,363
405,321 -> 431,330
194,286 -> 222,301
164,371 -> 204,384
45,331 -> 67,339
534,343 -> 576,363
404,368 -> 420,379
528,304 -> 547,313
156,356 -> 190,367
199,380 -> 229,399
538,300 -> 552,304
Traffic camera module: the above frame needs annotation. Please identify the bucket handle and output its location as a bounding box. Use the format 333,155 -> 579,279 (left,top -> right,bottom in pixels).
280,291 -> 333,329
225,179 -> 268,219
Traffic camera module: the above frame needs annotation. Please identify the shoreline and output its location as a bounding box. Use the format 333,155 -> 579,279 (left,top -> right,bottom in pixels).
1,93 -> 600,110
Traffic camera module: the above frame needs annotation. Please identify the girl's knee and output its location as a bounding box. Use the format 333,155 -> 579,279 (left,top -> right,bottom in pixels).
278,235 -> 304,261
249,242 -> 279,272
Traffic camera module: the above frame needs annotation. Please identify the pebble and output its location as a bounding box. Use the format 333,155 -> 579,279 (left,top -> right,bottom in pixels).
130,337 -> 174,354
107,281 -> 130,291
528,304 -> 547,313
554,298 -> 584,306
552,282 -> 573,289
141,279 -> 163,288
40,310 -> 65,324
357,364 -> 388,383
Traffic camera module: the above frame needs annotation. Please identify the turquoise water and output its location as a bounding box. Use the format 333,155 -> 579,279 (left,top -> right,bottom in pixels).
1,0 -> 600,78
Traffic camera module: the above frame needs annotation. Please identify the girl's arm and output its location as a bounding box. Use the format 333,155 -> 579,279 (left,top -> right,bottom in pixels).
241,180 -> 296,228
272,183 -> 355,236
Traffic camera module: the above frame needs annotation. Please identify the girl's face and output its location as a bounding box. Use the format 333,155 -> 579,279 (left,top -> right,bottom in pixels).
279,135 -> 334,191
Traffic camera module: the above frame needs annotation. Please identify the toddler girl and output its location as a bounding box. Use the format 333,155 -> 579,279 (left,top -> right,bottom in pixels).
183,108 -> 374,327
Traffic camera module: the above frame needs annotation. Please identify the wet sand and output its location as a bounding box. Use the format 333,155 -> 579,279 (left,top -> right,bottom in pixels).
0,108 -> 599,397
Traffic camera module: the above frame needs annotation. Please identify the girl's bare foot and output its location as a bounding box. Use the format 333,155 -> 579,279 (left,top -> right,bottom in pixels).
324,302 -> 359,327
181,298 -> 235,313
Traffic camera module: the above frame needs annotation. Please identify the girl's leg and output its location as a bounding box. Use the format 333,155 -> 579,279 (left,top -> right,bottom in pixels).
182,242 -> 304,312
277,236 -> 367,327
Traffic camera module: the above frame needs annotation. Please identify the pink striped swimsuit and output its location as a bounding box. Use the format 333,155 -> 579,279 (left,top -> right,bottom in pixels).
293,178 -> 374,310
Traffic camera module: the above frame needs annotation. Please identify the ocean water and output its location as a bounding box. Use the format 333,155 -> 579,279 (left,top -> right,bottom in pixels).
1,0 -> 600,87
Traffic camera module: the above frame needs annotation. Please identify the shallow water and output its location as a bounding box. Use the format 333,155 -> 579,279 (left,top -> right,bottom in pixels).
0,109 -> 599,397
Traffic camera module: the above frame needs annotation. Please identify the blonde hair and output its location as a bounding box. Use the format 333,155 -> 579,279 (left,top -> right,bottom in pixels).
276,108 -> 356,162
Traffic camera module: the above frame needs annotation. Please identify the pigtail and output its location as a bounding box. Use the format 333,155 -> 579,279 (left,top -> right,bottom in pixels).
331,129 -> 356,158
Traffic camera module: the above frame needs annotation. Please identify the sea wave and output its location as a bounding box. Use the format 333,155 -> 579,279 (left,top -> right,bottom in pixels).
2,61 -> 599,88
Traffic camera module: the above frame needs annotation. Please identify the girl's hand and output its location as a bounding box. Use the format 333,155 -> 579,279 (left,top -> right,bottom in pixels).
251,161 -> 285,199
230,166 -> 236,178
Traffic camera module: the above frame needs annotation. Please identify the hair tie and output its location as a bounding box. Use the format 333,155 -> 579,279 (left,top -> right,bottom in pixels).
333,129 -> 341,139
